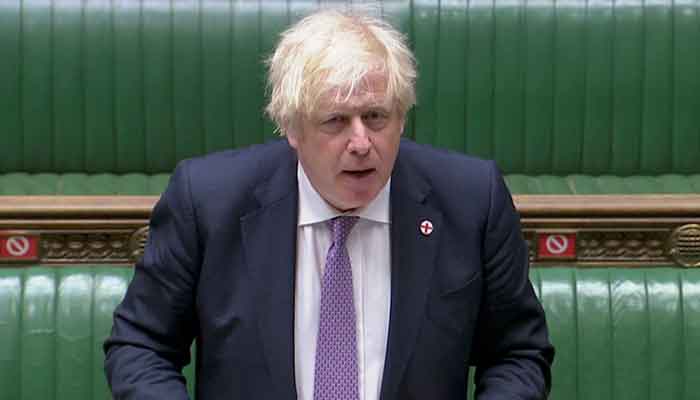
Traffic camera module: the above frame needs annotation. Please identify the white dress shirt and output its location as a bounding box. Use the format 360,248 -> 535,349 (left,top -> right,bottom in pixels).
294,163 -> 391,400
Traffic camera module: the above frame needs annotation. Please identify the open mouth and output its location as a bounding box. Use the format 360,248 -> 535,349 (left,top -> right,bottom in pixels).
344,169 -> 375,179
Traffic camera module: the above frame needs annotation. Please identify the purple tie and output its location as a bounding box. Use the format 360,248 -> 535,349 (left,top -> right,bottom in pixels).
313,216 -> 360,400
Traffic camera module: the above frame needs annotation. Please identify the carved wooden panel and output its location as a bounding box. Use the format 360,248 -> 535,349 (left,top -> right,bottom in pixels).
1,195 -> 699,267
41,232 -> 133,263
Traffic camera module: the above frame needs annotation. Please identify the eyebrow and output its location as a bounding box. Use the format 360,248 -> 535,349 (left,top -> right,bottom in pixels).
320,103 -> 393,115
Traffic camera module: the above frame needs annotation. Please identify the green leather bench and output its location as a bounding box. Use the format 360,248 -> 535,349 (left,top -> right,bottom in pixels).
1,0 -> 698,195
0,266 -> 194,399
1,265 -> 699,399
2,173 -> 700,196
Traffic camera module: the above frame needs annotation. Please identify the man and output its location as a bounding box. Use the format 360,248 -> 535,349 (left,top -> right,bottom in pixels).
105,9 -> 553,400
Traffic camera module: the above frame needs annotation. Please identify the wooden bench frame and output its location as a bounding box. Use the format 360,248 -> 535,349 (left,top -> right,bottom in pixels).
0,195 -> 699,267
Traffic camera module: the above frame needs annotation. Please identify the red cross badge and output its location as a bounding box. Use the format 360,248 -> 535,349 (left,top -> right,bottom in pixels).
419,219 -> 434,236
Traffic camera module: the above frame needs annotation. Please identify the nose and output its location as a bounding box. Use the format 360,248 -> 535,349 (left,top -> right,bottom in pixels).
347,117 -> 371,155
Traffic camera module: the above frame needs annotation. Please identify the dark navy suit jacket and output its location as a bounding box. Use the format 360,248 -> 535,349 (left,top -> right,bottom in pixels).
105,139 -> 554,399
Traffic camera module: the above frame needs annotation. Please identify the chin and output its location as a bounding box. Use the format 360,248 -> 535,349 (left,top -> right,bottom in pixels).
340,192 -> 378,210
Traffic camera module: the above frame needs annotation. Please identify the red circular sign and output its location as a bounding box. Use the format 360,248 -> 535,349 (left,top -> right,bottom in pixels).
545,235 -> 569,255
6,236 -> 30,257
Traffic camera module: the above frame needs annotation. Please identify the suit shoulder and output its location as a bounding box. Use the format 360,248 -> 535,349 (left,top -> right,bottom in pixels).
166,139 -> 294,213
398,139 -> 497,183
161,139 -> 295,236
397,140 -> 513,237
177,139 -> 293,186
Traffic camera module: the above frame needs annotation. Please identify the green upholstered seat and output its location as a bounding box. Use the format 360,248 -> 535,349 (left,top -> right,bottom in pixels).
0,266 -> 195,399
0,0 -> 698,194
531,268 -> 700,400
2,265 -> 699,399
0,173 -> 170,195
3,173 -> 700,195
504,174 -> 700,195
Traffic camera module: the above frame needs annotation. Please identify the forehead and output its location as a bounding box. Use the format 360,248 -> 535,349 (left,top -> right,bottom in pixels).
315,72 -> 394,114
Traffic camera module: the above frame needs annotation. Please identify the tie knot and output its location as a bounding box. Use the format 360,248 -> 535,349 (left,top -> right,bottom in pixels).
328,216 -> 359,246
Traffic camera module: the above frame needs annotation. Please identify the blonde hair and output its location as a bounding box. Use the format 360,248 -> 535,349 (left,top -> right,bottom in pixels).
265,9 -> 417,135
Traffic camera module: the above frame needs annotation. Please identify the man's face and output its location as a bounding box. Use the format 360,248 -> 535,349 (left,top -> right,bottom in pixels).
286,74 -> 403,211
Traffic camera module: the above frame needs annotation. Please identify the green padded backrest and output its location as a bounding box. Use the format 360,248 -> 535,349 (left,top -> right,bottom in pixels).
532,268 -> 700,400
0,173 -> 171,195
1,0 -> 698,175
2,172 -> 700,195
0,266 -> 195,400
2,265 -> 700,399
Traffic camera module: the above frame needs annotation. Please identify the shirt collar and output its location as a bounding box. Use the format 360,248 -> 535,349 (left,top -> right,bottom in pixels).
297,163 -> 390,226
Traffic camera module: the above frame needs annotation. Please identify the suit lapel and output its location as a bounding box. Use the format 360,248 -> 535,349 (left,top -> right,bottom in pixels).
380,153 -> 443,400
241,154 -> 298,399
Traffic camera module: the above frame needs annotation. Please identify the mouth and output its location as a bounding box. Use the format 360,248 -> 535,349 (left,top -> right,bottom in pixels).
343,168 -> 376,179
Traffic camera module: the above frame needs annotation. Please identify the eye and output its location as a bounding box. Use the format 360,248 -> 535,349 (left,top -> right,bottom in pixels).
320,115 -> 346,134
362,110 -> 389,130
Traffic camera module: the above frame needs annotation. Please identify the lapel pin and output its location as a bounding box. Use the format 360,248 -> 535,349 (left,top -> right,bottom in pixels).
419,219 -> 434,236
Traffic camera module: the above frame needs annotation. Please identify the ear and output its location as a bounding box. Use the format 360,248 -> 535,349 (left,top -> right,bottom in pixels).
285,128 -> 299,149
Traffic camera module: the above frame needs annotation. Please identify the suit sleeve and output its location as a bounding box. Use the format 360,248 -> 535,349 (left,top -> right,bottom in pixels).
471,161 -> 555,400
104,161 -> 201,399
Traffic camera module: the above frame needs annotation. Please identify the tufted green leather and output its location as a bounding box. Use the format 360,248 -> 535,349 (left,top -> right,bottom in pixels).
2,172 -> 700,195
0,266 -> 195,400
2,265 -> 700,399
0,173 -> 170,195
1,0 -> 698,176
531,268 -> 700,400
504,174 -> 700,194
